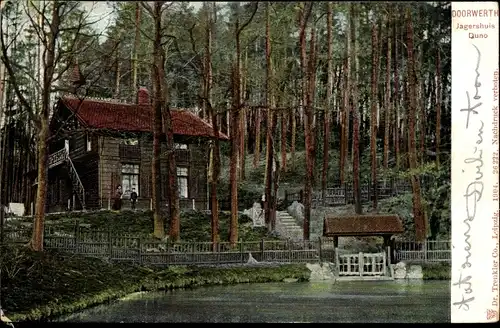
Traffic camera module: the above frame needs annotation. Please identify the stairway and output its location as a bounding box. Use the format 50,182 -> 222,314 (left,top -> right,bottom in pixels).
277,211 -> 303,241
48,148 -> 86,210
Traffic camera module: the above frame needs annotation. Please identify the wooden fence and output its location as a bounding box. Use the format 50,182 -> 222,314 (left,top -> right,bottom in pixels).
284,177 -> 431,208
2,226 -> 450,265
394,240 -> 451,263
3,226 -> 334,265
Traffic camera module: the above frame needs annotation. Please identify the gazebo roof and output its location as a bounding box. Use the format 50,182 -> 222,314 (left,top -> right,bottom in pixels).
323,214 -> 404,237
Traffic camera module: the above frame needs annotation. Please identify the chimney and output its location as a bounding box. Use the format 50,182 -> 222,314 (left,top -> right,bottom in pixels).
137,87 -> 150,104
69,61 -> 86,91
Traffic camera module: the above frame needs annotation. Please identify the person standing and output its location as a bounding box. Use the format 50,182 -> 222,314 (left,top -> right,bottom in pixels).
130,188 -> 138,210
113,185 -> 123,211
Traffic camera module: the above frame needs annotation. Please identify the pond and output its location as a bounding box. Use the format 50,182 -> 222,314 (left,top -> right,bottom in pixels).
56,280 -> 450,323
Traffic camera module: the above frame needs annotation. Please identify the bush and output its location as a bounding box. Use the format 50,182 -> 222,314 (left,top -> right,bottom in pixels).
421,262 -> 450,280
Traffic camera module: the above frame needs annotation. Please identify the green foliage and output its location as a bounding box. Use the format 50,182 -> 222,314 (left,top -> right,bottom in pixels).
378,193 -> 415,238
421,262 -> 450,280
217,180 -> 263,211
377,160 -> 451,239
420,162 -> 451,239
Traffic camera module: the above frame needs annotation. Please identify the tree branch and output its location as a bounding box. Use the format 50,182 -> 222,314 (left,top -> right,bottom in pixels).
237,2 -> 259,37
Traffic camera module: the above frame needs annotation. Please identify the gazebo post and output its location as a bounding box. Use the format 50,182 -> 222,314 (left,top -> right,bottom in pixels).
383,235 -> 394,264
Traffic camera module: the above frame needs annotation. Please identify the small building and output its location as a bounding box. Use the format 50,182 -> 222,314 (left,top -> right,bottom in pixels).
323,214 -> 404,263
30,88 -> 228,213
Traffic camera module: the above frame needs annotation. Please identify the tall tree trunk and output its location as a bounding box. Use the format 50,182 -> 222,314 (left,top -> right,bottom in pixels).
151,2 -> 166,240
264,2 -> 273,230
131,2 -> 141,102
291,106 -> 296,170
435,50 -> 441,168
253,107 -> 261,167
239,107 -> 246,180
417,45 -> 425,165
229,2 -> 257,244
309,24 -> 318,189
204,2 -> 219,250
393,22 -> 400,170
113,55 -> 121,99
300,2 -> 313,240
239,46 -> 248,180
280,112 -> 287,172
405,8 -> 426,241
370,21 -> 379,210
321,2 -> 333,204
30,1 -> 60,251
229,62 -> 240,246
340,58 -> 349,185
350,4 -> 362,214
383,13 -> 392,170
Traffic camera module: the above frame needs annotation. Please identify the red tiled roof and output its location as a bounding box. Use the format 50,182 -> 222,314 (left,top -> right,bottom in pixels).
323,215 -> 404,236
59,95 -> 229,140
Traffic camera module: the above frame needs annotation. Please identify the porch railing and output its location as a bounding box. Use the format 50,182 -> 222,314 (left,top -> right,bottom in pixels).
47,148 -> 86,210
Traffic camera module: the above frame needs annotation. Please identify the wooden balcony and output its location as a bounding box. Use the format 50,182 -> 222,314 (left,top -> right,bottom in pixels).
119,144 -> 141,160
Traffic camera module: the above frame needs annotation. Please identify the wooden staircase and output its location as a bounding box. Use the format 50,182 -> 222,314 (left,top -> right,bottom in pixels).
48,148 -> 86,210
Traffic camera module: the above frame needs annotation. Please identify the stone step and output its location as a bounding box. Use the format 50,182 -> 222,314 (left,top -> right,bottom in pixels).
280,220 -> 298,225
283,224 -> 300,228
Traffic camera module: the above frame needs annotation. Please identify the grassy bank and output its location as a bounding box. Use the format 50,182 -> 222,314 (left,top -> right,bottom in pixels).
0,245 -> 309,322
11,209 -> 276,242
421,262 -> 451,280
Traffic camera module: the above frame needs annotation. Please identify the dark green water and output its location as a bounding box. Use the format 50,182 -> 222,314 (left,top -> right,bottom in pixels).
56,280 -> 450,323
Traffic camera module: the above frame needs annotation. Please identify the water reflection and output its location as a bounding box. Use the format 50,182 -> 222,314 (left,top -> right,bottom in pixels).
56,280 -> 450,323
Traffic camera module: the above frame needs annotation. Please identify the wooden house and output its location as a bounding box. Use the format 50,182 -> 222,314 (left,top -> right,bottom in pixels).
31,88 -> 228,213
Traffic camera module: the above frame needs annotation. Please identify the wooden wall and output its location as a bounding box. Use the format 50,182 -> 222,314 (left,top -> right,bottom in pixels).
96,135 -> 210,210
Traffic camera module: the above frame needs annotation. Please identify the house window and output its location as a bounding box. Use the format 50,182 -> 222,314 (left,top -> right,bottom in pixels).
86,133 -> 91,151
122,163 -> 140,197
177,167 -> 188,198
174,143 -> 188,150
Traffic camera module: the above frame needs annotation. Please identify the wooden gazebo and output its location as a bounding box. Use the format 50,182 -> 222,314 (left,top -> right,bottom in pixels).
323,214 -> 404,263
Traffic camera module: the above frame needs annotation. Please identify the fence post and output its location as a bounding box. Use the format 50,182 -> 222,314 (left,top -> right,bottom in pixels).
260,238 -> 264,261
359,252 -> 364,276
423,240 -> 427,262
382,249 -> 387,275
288,239 -> 292,262
335,247 -> 340,272
108,228 -> 112,259
137,237 -> 142,265
318,237 -> 323,262
74,220 -> 80,253
167,238 -> 171,266
217,242 -> 220,265
344,184 -> 348,204
239,239 -> 244,263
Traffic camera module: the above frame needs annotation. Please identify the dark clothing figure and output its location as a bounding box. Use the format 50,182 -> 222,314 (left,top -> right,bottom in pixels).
112,186 -> 123,210
130,190 -> 138,210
